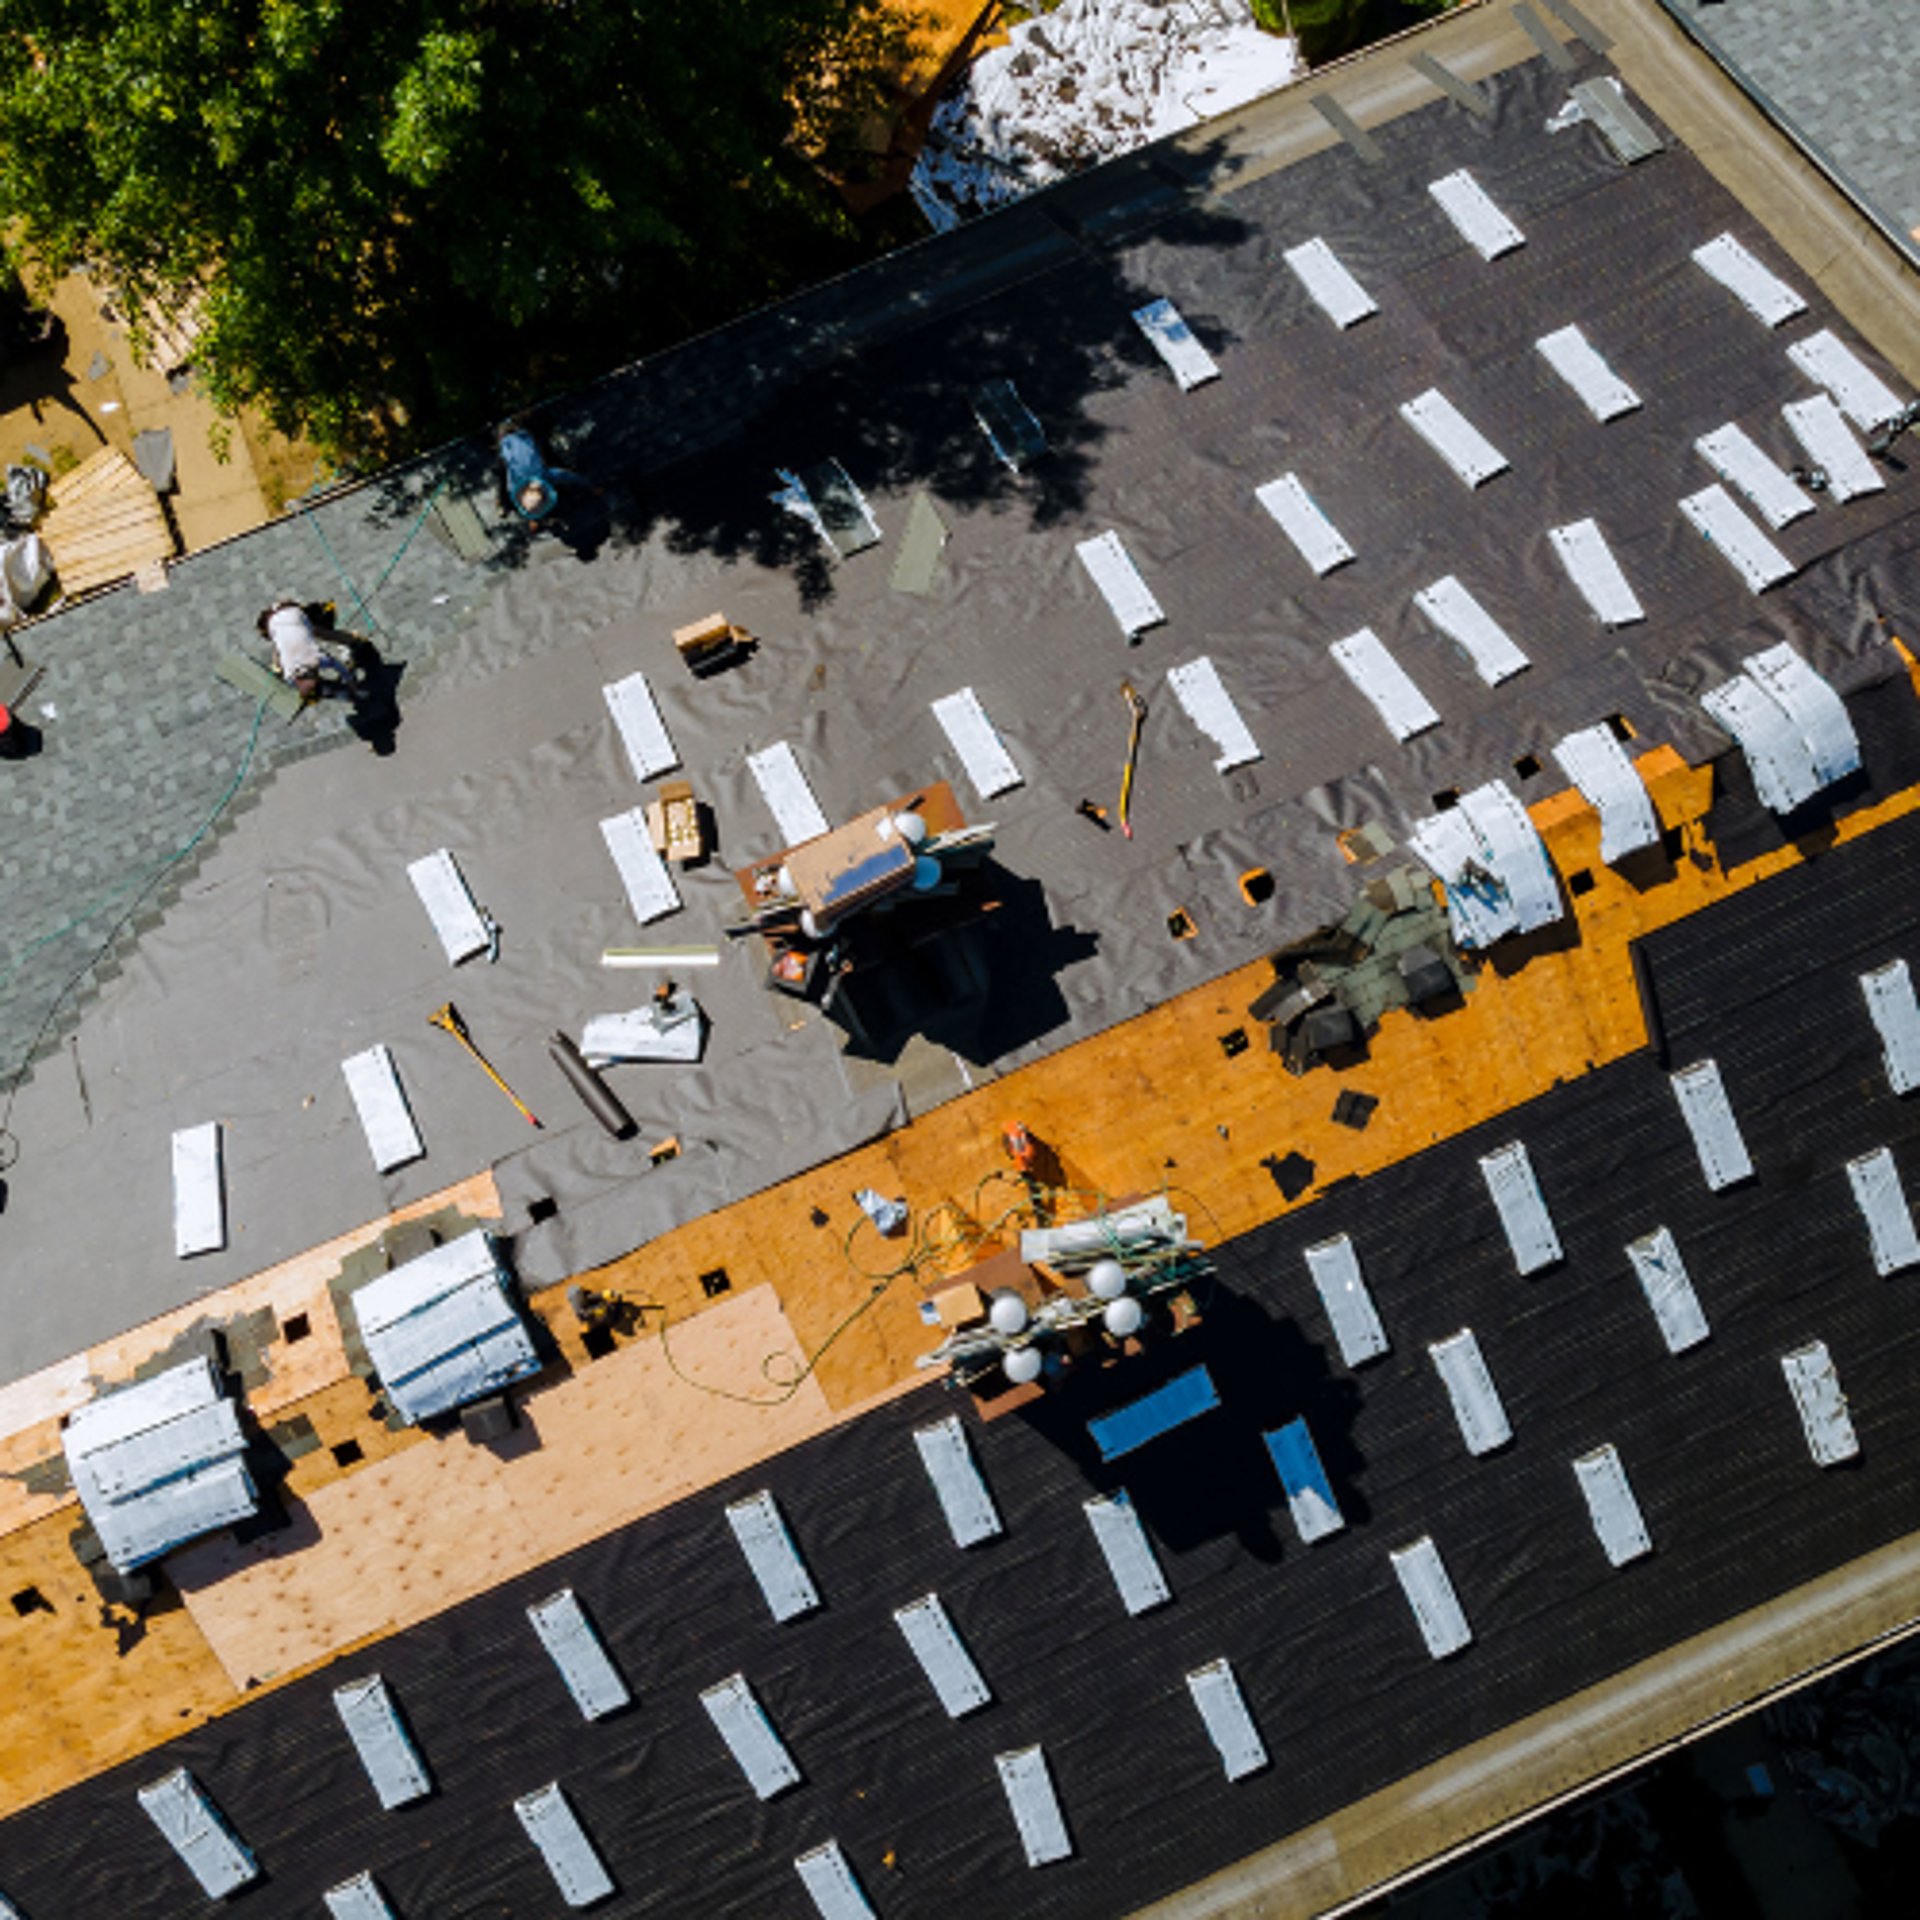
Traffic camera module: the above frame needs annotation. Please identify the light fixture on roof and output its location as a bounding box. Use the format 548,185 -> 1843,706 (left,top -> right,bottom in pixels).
892,809 -> 928,845
1087,1258 -> 1127,1300
1002,1345 -> 1044,1385
1104,1296 -> 1145,1338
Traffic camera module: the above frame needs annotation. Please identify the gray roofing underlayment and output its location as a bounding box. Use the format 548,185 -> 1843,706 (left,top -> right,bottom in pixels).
0,38 -> 1917,1402
4,778 -> 1920,1918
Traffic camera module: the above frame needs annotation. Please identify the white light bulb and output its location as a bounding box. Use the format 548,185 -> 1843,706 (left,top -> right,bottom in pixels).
1087,1258 -> 1126,1300
1104,1296 -> 1144,1338
1003,1345 -> 1043,1385
989,1291 -> 1029,1335
892,810 -> 928,845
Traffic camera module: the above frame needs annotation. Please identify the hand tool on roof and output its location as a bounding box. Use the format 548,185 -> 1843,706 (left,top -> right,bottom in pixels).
1119,680 -> 1147,840
429,1001 -> 540,1128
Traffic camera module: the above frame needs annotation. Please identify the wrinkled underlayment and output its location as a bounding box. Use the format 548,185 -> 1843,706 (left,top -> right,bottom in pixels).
5,706 -> 1920,1820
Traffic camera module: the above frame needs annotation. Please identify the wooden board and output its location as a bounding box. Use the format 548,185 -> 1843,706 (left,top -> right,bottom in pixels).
39,447 -> 177,596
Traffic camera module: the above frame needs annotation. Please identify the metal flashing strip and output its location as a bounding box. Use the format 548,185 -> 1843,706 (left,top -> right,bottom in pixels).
172,1120 -> 225,1257
1256,472 -> 1355,575
406,847 -> 492,965
1535,324 -> 1640,423
1399,389 -> 1509,487
1670,1059 -> 1754,1191
1700,673 -> 1823,814
1551,724 -> 1659,863
1536,0 -> 1611,53
1282,237 -> 1378,330
1782,394 -> 1883,502
1406,804 -> 1520,950
528,1588 -> 631,1721
1131,297 -> 1219,391
1408,50 -> 1491,118
341,1044 -> 425,1173
795,1841 -> 878,1920
1186,1658 -> 1270,1781
1570,77 -> 1662,163
894,1593 -> 993,1718
333,1675 -> 432,1811
1428,1329 -> 1513,1456
931,687 -> 1023,799
1481,1140 -> 1563,1274
137,1768 -> 259,1900
1788,329 -> 1905,430
913,1415 -> 1003,1548
1573,1445 -> 1653,1566
1781,1341 -> 1860,1467
1331,627 -> 1440,743
1692,232 -> 1807,328
1861,959 -> 1920,1096
972,379 -> 1046,471
1428,170 -> 1525,260
996,1746 -> 1074,1866
1304,1233 -> 1389,1367
1265,1416 -> 1346,1543
1167,656 -> 1260,771
1743,644 -> 1861,786
1457,782 -> 1562,933
701,1673 -> 802,1800
1695,424 -> 1813,529
1414,574 -> 1529,686
1076,529 -> 1166,638
514,1782 -> 616,1909
747,741 -> 830,846
324,1873 -> 397,1920
1513,1 -> 1575,71
1390,1536 -> 1473,1659
1083,1489 -> 1172,1615
725,1489 -> 821,1623
1310,92 -> 1384,165
1846,1148 -> 1920,1277
602,669 -> 680,782
1679,484 -> 1795,594
1626,1227 -> 1711,1354
1549,517 -> 1644,626
599,806 -> 682,925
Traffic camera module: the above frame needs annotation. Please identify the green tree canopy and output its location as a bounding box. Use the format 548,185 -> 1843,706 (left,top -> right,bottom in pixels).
0,0 -> 914,461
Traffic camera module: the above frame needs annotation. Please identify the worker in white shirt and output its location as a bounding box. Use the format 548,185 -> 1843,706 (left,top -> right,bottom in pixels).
257,598 -> 360,702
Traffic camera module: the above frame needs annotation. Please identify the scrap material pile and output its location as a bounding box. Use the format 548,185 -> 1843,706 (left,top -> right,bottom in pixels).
912,0 -> 1303,227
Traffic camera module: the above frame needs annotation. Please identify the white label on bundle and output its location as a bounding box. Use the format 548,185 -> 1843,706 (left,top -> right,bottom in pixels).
1626,1227 -> 1710,1354
1283,237 -> 1378,328
1573,1445 -> 1652,1566
996,1746 -> 1073,1867
1255,472 -> 1354,575
1679,485 -> 1795,594
747,741 -> 830,846
600,806 -> 681,925
1535,324 -> 1640,422
407,848 -> 491,964
1782,394 -> 1882,502
1788,329 -> 1904,429
341,1044 -> 424,1173
1331,627 -> 1440,742
1429,169 -> 1525,258
1131,297 -> 1220,390
1186,1659 -> 1268,1781
1695,424 -> 1813,528
1390,1536 -> 1472,1658
1399,389 -> 1509,488
1414,575 -> 1529,685
1861,959 -> 1920,1096
1692,232 -> 1806,327
603,669 -> 679,782
1549,518 -> 1644,626
1167,657 -> 1260,771
931,688 -> 1023,799
172,1122 -> 225,1257
1076,530 -> 1165,637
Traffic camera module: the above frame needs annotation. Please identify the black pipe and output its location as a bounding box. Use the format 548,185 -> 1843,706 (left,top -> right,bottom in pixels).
1631,939 -> 1667,1069
547,1033 -> 636,1139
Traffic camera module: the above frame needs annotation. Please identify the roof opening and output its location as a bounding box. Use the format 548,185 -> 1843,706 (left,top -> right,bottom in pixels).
582,1325 -> 617,1360
1168,908 -> 1197,940
700,1267 -> 733,1299
1220,1028 -> 1249,1058
1569,869 -> 1597,896
281,1312 -> 311,1344
1607,712 -> 1637,742
331,1439 -> 364,1469
527,1196 -> 560,1225
1431,787 -> 1460,811
1512,753 -> 1541,781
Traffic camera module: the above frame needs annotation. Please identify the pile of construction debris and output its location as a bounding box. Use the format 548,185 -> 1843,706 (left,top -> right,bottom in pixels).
912,0 -> 1302,228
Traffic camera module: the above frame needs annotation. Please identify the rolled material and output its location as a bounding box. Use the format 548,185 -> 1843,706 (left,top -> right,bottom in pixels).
548,1032 -> 636,1139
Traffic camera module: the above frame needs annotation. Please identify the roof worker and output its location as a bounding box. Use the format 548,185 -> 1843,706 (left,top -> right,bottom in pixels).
495,416 -> 610,555
257,598 -> 360,704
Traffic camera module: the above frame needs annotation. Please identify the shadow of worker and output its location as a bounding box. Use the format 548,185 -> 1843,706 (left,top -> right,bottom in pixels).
339,635 -> 405,758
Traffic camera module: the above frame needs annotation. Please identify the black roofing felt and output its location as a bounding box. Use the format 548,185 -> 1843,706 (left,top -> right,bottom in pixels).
8,720 -> 1920,1917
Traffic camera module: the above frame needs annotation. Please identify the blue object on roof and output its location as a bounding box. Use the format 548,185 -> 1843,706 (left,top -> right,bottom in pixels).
1265,1416 -> 1346,1543
1088,1364 -> 1220,1461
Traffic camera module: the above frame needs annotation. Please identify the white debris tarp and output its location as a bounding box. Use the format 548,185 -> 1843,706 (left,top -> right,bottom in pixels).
1695,424 -> 1812,529
1692,232 -> 1806,327
1551,724 -> 1660,863
1679,484 -> 1795,594
1788,329 -> 1904,429
1132,297 -> 1219,390
1255,472 -> 1354,575
1429,169 -> 1525,259
1413,574 -> 1529,686
1167,656 -> 1260,771
1535,324 -> 1639,422
1399,389 -> 1509,488
1284,237 -> 1378,329
1549,518 -> 1644,626
1330,627 -> 1440,743
1782,394 -> 1882,502
1076,529 -> 1165,638
931,687 -> 1023,799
